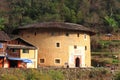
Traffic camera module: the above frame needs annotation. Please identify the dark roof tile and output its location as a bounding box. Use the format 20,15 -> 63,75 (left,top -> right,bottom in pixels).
0,31 -> 10,41
18,22 -> 96,35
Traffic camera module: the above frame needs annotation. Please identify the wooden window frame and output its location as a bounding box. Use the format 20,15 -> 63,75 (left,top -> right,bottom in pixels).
84,34 -> 87,40
56,42 -> 60,47
74,45 -> 77,49
65,33 -> 69,36
85,46 -> 87,50
12,49 -> 18,53
77,33 -> 79,37
22,49 -> 29,53
40,59 -> 45,63
55,58 -> 61,64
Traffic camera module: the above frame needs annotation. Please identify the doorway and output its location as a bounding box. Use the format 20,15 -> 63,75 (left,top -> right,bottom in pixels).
75,57 -> 80,67
9,60 -> 18,68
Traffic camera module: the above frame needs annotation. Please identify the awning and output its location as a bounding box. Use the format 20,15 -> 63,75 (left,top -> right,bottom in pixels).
8,57 -> 24,60
7,44 -> 36,49
23,59 -> 32,63
8,57 -> 32,63
0,56 -> 5,58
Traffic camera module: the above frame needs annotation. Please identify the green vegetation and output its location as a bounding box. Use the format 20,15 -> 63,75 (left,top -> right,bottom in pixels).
0,0 -> 120,33
114,72 -> 120,80
91,39 -> 120,67
91,39 -> 120,52
0,68 -> 113,80
26,69 -> 52,80
0,18 -> 5,30
0,69 -> 65,80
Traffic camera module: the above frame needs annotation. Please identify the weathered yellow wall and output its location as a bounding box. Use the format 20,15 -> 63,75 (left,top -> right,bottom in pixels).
20,49 -> 38,68
20,49 -> 35,58
19,29 -> 91,67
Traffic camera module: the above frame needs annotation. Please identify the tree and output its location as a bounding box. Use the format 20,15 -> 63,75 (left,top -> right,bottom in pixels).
104,16 -> 118,33
0,18 -> 5,30
1,0 -> 119,34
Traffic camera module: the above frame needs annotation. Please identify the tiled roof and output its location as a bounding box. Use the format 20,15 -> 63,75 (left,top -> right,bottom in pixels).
0,31 -> 10,41
8,37 -> 37,49
18,22 -> 95,35
7,44 -> 36,49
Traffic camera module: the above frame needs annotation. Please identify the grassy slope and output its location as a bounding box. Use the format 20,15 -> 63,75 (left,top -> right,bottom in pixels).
91,34 -> 120,67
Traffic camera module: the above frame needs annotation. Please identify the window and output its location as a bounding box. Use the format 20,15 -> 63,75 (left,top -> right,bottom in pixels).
34,32 -> 37,36
74,45 -> 77,49
66,33 -> 69,36
0,43 -> 3,48
22,49 -> 29,53
77,33 -> 79,37
12,49 -> 17,53
84,34 -> 87,39
56,43 -> 60,47
18,41 -> 20,44
40,59 -> 45,63
55,59 -> 60,64
85,46 -> 87,50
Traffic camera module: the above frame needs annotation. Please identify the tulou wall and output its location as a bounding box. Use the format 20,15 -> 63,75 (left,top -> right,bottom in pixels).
18,28 -> 91,68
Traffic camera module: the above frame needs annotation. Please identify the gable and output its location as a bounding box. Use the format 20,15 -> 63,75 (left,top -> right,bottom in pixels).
0,31 -> 10,41
8,38 -> 37,49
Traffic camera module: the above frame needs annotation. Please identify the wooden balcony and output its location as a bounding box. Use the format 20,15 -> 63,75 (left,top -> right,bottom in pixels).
7,52 -> 20,58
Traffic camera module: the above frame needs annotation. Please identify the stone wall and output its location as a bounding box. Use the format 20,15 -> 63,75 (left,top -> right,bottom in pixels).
39,67 -> 113,80
0,68 -> 113,80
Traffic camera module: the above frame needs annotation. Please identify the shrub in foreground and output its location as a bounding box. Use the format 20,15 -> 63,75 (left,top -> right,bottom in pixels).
114,72 -> 120,80
26,69 -> 52,80
48,70 -> 65,80
0,74 -> 18,80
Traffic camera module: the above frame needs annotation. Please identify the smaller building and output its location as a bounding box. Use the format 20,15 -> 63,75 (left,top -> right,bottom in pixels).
0,31 -> 10,68
6,37 -> 38,68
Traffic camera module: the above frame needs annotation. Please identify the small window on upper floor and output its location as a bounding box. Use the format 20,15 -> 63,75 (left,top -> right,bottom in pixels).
55,59 -> 60,64
84,34 -> 87,39
85,46 -> 87,50
0,43 -> 3,48
18,41 -> 20,44
23,49 -> 29,53
74,45 -> 77,49
12,49 -> 17,53
56,43 -> 60,47
40,59 -> 45,63
77,33 -> 79,37
66,33 -> 69,36
34,32 -> 37,36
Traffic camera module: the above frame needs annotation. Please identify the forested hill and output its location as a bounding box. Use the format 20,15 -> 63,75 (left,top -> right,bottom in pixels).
0,0 -> 120,34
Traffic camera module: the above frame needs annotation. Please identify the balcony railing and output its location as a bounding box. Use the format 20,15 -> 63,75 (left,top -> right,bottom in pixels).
7,53 -> 20,58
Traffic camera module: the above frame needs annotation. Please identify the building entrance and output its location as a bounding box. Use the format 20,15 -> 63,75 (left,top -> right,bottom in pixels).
75,57 -> 80,67
9,60 -> 18,68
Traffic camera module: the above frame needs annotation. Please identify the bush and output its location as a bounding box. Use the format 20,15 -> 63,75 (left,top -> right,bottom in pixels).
26,69 -> 52,80
114,72 -> 120,80
48,70 -> 65,80
0,74 -> 18,80
39,74 -> 52,80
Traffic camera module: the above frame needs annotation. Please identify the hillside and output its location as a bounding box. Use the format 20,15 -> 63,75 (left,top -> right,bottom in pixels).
1,0 -> 120,68
0,0 -> 120,34
91,33 -> 120,67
